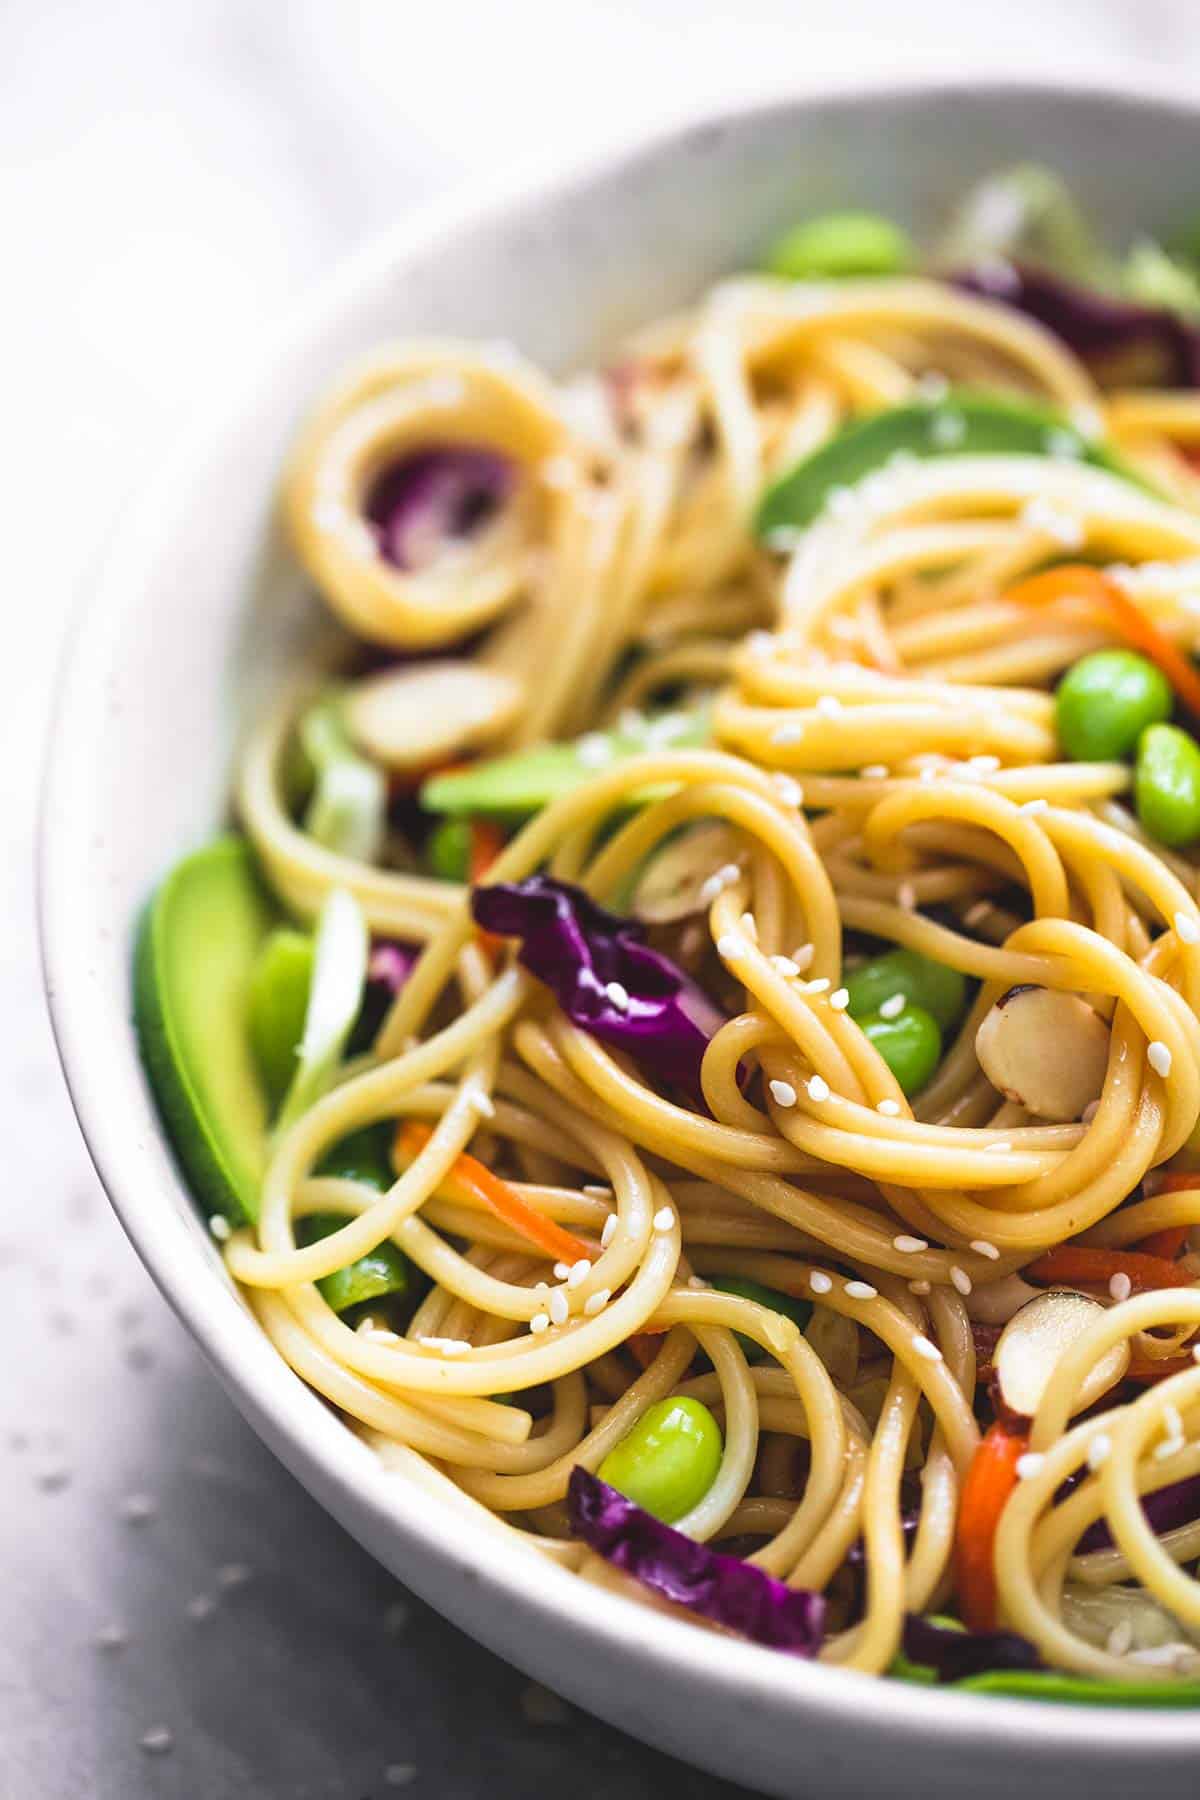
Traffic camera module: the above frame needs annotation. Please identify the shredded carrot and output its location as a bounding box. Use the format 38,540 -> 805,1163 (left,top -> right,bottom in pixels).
394,1122 -> 592,1266
1004,563 -> 1200,720
628,1331 -> 664,1368
1148,1171 -> 1200,1195
1134,1225 -> 1190,1261
468,818 -> 505,884
1025,1244 -> 1197,1293
955,1421 -> 1028,1632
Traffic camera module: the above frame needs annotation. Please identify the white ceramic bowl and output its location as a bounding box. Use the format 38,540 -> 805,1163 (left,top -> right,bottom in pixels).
42,73 -> 1200,1799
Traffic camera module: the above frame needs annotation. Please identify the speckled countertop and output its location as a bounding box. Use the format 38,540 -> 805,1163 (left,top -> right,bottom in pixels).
8,4 -> 1200,1795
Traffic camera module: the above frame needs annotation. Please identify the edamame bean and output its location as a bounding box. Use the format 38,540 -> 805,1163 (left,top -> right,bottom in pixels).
859,1005 -> 942,1097
598,1396 -> 723,1522
710,1276 -> 813,1363
764,211 -> 912,280
1135,722 -> 1200,847
1055,649 -> 1171,762
425,816 -> 472,882
844,948 -> 965,1031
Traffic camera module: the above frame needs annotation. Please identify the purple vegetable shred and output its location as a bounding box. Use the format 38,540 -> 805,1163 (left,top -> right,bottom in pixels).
365,447 -> 513,571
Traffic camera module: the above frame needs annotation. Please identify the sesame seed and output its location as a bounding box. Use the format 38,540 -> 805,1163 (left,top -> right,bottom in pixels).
860,764 -> 890,780
605,980 -> 630,1011
653,1207 -> 675,1233
878,993 -> 906,1020
1108,1271 -> 1132,1302
930,410 -> 966,448
970,1240 -> 1000,1260
1021,798 -> 1049,816
950,1266 -> 973,1296
1176,911 -> 1200,945
208,1214 -> 231,1241
808,1074 -> 831,1102
530,1313 -> 550,1334
877,1098 -> 902,1116
1193,1344 -> 1200,1364
1016,1452 -> 1045,1481
686,1275 -> 709,1289
773,721 -> 804,745
894,1235 -> 928,1254
968,754 -> 1001,774
577,734 -> 615,768
716,933 -> 743,960
769,954 -> 800,977
769,1079 -> 798,1108
845,1280 -> 878,1300
418,1336 -> 472,1355
1155,1434 -> 1186,1462
772,774 -> 804,807
911,1335 -> 943,1362
830,987 -> 850,1010
1107,1620 -> 1134,1657
548,1289 -> 569,1326
553,1261 -> 570,1280
1164,1403 -> 1185,1441
809,1270 -> 833,1294
963,900 -> 992,927
908,1279 -> 932,1295
139,1727 -> 174,1756
1087,1433 -> 1112,1470
740,911 -> 758,942
804,977 -> 831,995
567,1259 -> 592,1288
584,1289 -> 611,1315
898,882 -> 917,911
816,694 -> 843,718
600,1215 -> 617,1248
791,944 -> 815,971
1148,1040 -> 1173,1078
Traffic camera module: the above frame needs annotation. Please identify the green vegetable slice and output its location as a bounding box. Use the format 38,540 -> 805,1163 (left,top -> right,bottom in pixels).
764,210 -> 912,280
754,391 -> 1140,543
709,1276 -> 813,1364
420,704 -> 711,820
134,837 -> 274,1224
297,1212 -> 411,1315
248,928 -> 314,1109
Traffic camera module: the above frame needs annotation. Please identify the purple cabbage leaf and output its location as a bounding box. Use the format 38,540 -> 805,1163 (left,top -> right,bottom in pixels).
470,875 -> 725,1096
568,1466 -> 825,1655
901,1613 -> 1042,1683
1075,1472 -> 1200,1555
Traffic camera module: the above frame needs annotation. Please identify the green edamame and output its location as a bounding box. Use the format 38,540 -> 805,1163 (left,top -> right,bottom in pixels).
1135,722 -> 1200,847
425,817 -> 472,883
1055,650 -> 1172,762
598,1396 -> 723,1522
764,211 -> 912,280
709,1276 -> 813,1363
844,948 -> 965,1032
859,1005 -> 942,1097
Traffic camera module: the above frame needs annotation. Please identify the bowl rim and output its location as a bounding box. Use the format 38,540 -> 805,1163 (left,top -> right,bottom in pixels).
40,65 -> 1200,1761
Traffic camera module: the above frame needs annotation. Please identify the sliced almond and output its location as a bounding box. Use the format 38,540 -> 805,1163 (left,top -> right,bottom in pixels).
343,661 -> 522,771
994,1288 -> 1129,1420
975,984 -> 1109,1122
632,823 -> 742,924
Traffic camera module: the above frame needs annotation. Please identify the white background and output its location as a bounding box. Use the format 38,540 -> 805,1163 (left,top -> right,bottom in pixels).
8,4 -> 1200,1796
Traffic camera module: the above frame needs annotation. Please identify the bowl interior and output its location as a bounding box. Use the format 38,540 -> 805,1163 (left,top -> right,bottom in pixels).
42,76 -> 1200,1799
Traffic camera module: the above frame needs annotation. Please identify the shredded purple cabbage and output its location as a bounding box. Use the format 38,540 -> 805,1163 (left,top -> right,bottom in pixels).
954,262 -> 1200,387
902,1614 -> 1042,1683
568,1467 -> 825,1655
367,941 -> 418,994
471,876 -> 726,1096
1076,1472 -> 1200,1554
365,447 -> 514,571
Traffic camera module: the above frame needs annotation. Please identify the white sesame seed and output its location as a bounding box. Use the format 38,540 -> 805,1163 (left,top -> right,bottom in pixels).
791,944 -> 815,971
908,1279 -> 932,1295
950,1265 -> 973,1296
1148,1040 -> 1173,1078
567,1258 -> 592,1288
773,721 -> 805,745
968,754 -> 1001,774
530,1312 -> 550,1334
653,1207 -> 675,1233
898,882 -> 917,912
1087,1432 -> 1112,1471
816,694 -> 843,718
970,1239 -> 1000,1260
911,1334 -> 943,1362
769,1079 -> 798,1108
1107,1620 -> 1134,1656
577,733 -> 615,768
769,954 -> 800,977
1021,798 -> 1049,816
553,1261 -> 570,1280
809,1271 -> 833,1294
1194,1344 -> 1200,1364
605,980 -> 630,1011
208,1214 -> 231,1241
1016,1452 -> 1046,1481
772,774 -> 804,807
140,1727 -> 174,1756
686,1275 -> 708,1290
1045,427 -> 1084,462
930,409 -> 966,448
878,993 -> 906,1020
963,900 -> 992,927
845,1280 -> 878,1300
860,764 -> 890,780
1176,911 -> 1200,945
716,933 -> 743,960
1155,1434 -> 1186,1462
1164,1403 -> 1185,1440
894,1235 -> 928,1254
808,1074 -> 831,1102
418,1336 -> 472,1355
1070,403 -> 1104,442
584,1289 -> 611,1316
600,1214 -> 617,1248
877,1098 -> 902,1116
916,372 -> 950,404
1108,1271 -> 1132,1303
548,1289 -> 569,1326
740,912 -> 759,943
829,987 -> 849,1011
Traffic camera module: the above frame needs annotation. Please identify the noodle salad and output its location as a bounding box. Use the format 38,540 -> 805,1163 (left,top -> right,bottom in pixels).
137,166 -> 1200,1697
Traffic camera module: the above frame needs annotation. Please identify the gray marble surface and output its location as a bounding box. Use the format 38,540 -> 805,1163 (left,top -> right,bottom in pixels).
9,4 -> 1200,1795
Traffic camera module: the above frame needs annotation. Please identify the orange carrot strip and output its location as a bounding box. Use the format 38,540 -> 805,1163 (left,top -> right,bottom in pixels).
1135,1226 -> 1190,1261
1025,1244 -> 1197,1293
468,818 -> 505,884
1005,564 -> 1200,719
628,1331 -> 664,1369
955,1421 -> 1028,1632
1149,1172 -> 1200,1195
394,1122 -> 592,1266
